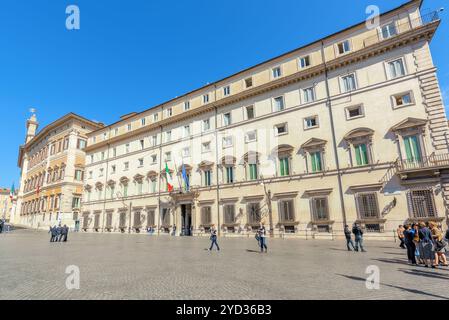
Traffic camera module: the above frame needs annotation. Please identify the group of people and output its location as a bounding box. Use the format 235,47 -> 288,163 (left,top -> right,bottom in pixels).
397,222 -> 448,268
49,225 -> 69,242
344,223 -> 367,252
208,222 -> 268,253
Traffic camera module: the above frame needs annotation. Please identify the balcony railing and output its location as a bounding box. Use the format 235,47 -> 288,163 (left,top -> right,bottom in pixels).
363,11 -> 441,48
397,153 -> 449,172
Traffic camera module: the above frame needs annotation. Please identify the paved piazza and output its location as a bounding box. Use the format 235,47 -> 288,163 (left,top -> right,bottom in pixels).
1,230 -> 448,300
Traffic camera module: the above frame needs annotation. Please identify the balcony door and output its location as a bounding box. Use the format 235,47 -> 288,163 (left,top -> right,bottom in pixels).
404,135 -> 422,163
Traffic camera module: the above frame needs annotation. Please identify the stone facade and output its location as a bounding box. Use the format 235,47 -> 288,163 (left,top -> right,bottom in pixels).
16,113 -> 103,230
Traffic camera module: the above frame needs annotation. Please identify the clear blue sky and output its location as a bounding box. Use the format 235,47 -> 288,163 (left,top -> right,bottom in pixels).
0,0 -> 448,188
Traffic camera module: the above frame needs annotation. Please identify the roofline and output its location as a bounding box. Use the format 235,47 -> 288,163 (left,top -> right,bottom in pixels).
90,0 -> 423,134
17,112 -> 104,167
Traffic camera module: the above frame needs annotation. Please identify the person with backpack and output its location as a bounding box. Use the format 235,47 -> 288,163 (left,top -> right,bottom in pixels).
344,225 -> 355,251
352,223 -> 366,252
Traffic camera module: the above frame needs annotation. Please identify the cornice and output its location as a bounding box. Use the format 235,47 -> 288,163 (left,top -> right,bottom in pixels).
84,21 -> 439,153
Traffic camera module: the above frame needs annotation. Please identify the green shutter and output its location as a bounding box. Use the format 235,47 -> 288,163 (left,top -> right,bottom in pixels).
311,152 -> 322,172
355,144 -> 368,166
404,135 -> 421,162
280,159 -> 285,176
249,164 -> 257,180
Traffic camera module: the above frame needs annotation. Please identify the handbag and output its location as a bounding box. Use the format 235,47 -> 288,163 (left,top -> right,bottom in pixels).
435,239 -> 447,250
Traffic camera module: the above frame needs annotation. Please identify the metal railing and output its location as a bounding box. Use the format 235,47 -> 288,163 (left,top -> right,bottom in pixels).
363,11 -> 441,48
397,153 -> 449,172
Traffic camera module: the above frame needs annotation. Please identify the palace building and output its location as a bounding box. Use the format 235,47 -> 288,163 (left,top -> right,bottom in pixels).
22,0 -> 448,240
16,113 -> 103,229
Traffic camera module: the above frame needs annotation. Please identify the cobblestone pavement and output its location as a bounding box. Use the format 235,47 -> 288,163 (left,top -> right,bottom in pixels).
1,230 -> 449,300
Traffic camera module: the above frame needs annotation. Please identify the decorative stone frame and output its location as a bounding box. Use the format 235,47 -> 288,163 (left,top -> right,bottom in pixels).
301,138 -> 327,174
271,144 -> 294,177
304,188 -> 334,233
343,128 -> 375,167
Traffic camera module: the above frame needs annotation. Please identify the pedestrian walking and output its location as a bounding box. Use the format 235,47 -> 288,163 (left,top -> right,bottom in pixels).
404,224 -> 417,265
61,225 -> 69,242
208,225 -> 220,251
397,225 -> 406,249
429,221 -> 448,268
49,226 -> 57,242
418,222 -> 434,268
258,223 -> 268,253
0,219 -> 4,233
56,225 -> 62,242
352,223 -> 366,252
344,225 -> 355,251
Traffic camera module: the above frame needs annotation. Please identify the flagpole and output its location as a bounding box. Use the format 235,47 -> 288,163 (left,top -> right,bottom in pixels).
173,158 -> 182,192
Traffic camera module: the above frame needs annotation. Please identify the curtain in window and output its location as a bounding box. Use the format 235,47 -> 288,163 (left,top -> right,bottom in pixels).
355,144 -> 369,166
311,152 -> 322,172
404,135 -> 421,162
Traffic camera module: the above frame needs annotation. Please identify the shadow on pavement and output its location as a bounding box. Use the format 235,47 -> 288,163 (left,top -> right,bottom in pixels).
337,274 -> 449,300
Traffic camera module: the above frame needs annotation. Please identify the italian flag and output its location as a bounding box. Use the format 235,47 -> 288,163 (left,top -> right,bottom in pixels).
165,163 -> 174,192
9,183 -> 15,201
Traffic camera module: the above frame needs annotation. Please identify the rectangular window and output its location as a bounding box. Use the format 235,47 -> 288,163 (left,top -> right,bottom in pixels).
380,22 -> 397,39
165,152 -> 172,162
246,105 -> 255,120
304,116 -> 318,129
182,147 -> 190,158
151,135 -> 157,146
279,200 -> 295,222
223,86 -> 231,96
124,162 -> 129,171
112,148 -> 117,157
310,152 -> 323,173
249,164 -> 258,181
355,144 -> 369,166
138,158 -> 144,167
114,128 -> 119,136
151,154 -> 157,164
245,77 -> 253,88
299,55 -> 311,68
225,167 -> 234,184
99,168 -> 104,177
203,119 -> 210,131
63,138 -> 70,150
184,125 -> 191,137
274,96 -> 285,112
166,131 -> 172,142
166,108 -> 173,117
279,157 -> 290,176
125,144 -> 130,153
201,207 -> 212,225
346,105 -> 364,119
77,139 -> 87,149
204,170 -> 212,186
303,87 -> 316,103
224,205 -> 235,224
403,135 -> 422,162
153,113 -> 159,122
356,193 -> 380,219
337,40 -> 351,54
409,189 -> 436,219
223,113 -> 231,126
247,203 -> 261,224
245,130 -> 257,143
311,197 -> 329,221
275,123 -> 288,136
184,101 -> 190,111
111,165 -> 116,174
161,208 -> 170,225
272,67 -> 282,78
223,136 -> 233,148
203,94 -> 209,104
393,92 -> 413,108
141,118 -> 146,126
202,142 -> 211,153
341,74 -> 357,92
74,170 -> 83,181
150,180 -> 157,193
137,182 -> 143,195
127,124 -> 132,131
139,139 -> 144,150
387,58 -> 406,79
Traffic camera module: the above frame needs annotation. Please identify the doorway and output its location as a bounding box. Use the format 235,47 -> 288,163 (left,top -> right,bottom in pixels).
181,204 -> 192,236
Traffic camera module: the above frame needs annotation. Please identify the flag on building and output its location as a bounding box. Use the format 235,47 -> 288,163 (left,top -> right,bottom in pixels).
165,162 -> 174,192
182,163 -> 190,192
9,183 -> 15,201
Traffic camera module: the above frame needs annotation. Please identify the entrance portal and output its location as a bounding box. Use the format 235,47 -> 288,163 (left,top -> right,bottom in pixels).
181,204 -> 192,236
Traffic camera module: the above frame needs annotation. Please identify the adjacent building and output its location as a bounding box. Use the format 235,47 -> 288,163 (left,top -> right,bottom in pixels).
16,113 -> 103,229
0,188 -> 15,223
